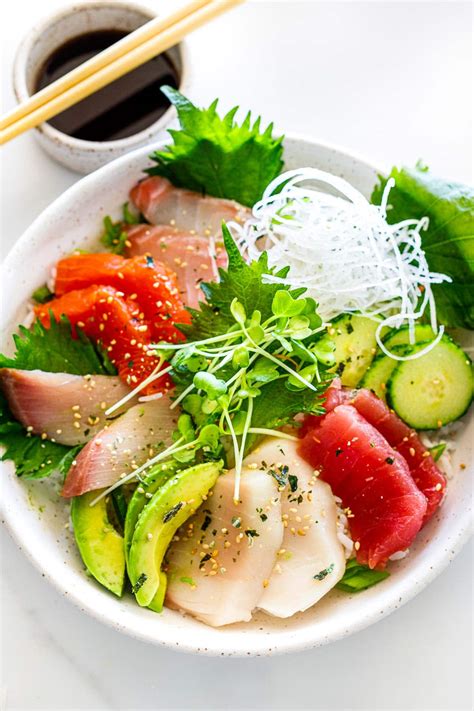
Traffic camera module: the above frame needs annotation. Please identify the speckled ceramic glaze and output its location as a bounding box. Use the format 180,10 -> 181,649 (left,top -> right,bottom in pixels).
1,138 -> 472,656
12,1 -> 190,174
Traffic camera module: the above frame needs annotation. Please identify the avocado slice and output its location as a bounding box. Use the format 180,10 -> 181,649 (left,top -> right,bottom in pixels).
71,490 -> 126,597
128,461 -> 222,607
148,571 -> 168,613
124,460 -> 180,560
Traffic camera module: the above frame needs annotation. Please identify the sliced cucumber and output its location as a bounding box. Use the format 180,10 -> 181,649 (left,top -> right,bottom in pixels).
319,314 -> 381,387
383,324 -> 436,350
361,343 -> 430,401
387,336 -> 473,429
360,345 -> 414,401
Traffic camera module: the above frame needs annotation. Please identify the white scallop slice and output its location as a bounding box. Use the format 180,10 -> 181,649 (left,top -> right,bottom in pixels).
244,438 -> 346,618
165,466 -> 283,627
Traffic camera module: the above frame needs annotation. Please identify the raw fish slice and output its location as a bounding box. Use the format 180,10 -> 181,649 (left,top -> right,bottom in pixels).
130,176 -> 250,237
53,253 -> 190,343
303,383 -> 446,523
0,368 -> 134,446
62,396 -> 177,497
243,439 -> 345,617
125,224 -> 228,308
299,405 -> 427,568
349,389 -> 446,523
165,467 -> 283,626
36,285 -> 170,393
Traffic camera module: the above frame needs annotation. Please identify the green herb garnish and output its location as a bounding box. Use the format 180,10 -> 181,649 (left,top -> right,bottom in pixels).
100,202 -> 142,254
0,393 -> 81,480
313,563 -> 335,581
199,553 -> 212,569
0,314 -> 115,375
429,443 -> 446,461
147,88 -> 284,207
288,474 -> 298,492
201,514 -> 212,531
269,465 -> 289,487
32,284 -> 53,304
97,229 -> 333,502
372,164 -> 474,329
132,573 -> 148,594
111,488 -> 128,527
336,558 -> 389,592
0,316 -> 115,480
245,529 -> 259,538
162,502 -> 183,523
180,576 -> 196,586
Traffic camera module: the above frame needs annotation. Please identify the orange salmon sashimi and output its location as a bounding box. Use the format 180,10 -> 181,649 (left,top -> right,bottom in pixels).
299,404 -> 427,569
35,285 -> 170,394
124,224 -> 228,309
54,252 -> 190,343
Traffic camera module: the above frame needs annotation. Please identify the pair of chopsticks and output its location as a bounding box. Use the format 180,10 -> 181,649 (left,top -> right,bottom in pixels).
0,0 -> 243,145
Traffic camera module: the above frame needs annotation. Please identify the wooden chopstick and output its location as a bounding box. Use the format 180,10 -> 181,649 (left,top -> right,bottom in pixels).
0,0 -> 243,145
0,0 -> 212,132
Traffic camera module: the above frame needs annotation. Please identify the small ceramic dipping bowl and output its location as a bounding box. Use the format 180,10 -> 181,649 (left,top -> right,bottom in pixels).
12,1 -> 190,174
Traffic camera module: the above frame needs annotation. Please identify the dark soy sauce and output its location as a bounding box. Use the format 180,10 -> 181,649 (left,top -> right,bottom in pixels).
35,30 -> 180,142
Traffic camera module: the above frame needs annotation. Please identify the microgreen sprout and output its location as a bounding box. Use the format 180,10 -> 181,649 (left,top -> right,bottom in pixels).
98,231 -> 334,504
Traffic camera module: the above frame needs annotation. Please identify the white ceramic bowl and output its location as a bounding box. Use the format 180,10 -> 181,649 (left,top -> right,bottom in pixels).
12,1 -> 190,174
1,137 -> 472,656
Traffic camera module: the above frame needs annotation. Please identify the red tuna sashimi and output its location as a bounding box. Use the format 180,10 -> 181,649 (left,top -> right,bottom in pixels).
349,389 -> 446,523
54,253 -> 190,343
0,368 -> 135,446
302,382 -> 446,523
299,404 -> 427,568
130,176 -> 250,237
36,285 -> 168,393
62,396 -> 177,497
125,224 -> 228,308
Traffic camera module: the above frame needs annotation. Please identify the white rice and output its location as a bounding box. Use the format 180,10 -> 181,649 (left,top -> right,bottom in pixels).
334,496 -> 354,559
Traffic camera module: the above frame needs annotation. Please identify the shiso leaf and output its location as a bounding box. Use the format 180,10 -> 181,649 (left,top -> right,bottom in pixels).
0,315 -> 115,478
146,88 -> 284,207
0,393 -> 81,480
0,314 -> 116,375
372,164 -> 474,329
179,224 -> 305,341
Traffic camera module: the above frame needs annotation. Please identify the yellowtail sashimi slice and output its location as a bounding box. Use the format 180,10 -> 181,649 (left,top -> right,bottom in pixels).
130,176 -> 250,238
0,368 -> 135,446
125,225 -> 227,309
244,438 -> 345,617
165,467 -> 283,627
62,397 -> 177,497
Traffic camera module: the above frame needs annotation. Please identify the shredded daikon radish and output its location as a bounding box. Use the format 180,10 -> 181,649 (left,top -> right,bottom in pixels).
230,168 -> 451,359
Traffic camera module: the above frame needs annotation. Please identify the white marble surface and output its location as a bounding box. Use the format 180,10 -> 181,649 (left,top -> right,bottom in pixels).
1,1 -> 472,709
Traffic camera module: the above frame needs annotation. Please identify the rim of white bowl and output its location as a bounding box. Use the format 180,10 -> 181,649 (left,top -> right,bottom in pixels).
12,0 -> 190,152
1,136 -> 472,656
